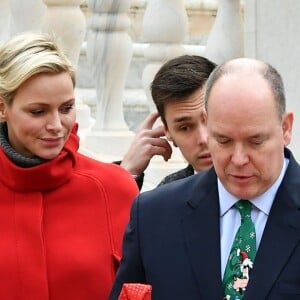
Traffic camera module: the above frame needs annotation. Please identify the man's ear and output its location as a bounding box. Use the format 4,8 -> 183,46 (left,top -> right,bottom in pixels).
0,97 -> 7,121
282,112 -> 294,146
164,127 -> 178,147
165,128 -> 172,141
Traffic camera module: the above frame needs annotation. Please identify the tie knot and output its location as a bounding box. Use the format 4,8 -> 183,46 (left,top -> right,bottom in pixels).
235,199 -> 252,220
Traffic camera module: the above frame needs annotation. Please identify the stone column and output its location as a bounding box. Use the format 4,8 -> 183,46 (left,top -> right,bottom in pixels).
142,0 -> 189,111
86,0 -> 132,131
9,0 -> 46,35
42,0 -> 86,67
205,0 -> 244,64
83,0 -> 134,160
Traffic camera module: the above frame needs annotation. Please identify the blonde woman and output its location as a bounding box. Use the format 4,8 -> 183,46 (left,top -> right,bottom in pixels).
0,32 -> 138,299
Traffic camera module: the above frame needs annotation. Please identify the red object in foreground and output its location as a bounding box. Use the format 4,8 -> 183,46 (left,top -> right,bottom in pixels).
118,283 -> 152,300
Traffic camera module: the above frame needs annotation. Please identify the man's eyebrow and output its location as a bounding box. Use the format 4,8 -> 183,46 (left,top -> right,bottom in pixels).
173,116 -> 192,123
211,132 -> 229,138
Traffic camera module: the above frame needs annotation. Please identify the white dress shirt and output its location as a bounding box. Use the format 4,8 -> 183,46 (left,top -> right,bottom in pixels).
219,158 -> 289,278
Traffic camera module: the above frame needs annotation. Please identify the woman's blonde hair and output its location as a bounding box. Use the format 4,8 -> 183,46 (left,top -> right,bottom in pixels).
0,32 -> 76,105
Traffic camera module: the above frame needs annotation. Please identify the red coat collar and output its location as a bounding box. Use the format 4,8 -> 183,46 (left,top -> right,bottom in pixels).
0,130 -> 79,192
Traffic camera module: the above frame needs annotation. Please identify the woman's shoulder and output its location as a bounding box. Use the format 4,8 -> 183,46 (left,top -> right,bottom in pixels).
73,152 -> 138,190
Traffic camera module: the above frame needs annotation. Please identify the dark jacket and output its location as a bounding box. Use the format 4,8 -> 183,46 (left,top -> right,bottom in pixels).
110,148 -> 300,300
157,164 -> 194,186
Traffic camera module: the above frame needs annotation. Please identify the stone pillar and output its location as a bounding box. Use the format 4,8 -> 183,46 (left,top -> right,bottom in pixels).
142,0 -> 189,112
83,0 -> 134,160
205,0 -> 244,64
9,0 -> 46,35
42,0 -> 86,67
0,0 -> 10,41
86,0 -> 132,131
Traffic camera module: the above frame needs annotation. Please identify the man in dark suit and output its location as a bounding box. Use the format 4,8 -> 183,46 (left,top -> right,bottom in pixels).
120,55 -> 217,189
110,58 -> 300,299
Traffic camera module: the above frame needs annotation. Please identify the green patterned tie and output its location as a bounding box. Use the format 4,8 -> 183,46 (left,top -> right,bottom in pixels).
223,200 -> 257,300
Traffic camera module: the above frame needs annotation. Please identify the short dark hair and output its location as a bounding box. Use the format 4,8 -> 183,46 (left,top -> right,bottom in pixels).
150,55 -> 217,125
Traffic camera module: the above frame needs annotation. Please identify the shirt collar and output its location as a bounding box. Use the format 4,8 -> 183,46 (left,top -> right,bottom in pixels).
219,158 -> 289,217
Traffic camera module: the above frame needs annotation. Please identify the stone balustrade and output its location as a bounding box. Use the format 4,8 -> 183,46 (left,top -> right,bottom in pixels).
1,0 -> 300,190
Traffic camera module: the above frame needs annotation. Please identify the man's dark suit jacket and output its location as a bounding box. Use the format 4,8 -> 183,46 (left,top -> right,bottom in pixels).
157,164 -> 194,186
110,148 -> 300,300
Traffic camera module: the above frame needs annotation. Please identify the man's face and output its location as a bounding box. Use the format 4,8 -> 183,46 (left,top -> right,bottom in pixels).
164,87 -> 212,172
206,73 -> 293,199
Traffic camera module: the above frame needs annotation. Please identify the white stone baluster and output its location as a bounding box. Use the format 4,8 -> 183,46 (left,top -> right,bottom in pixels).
205,0 -> 244,64
142,0 -> 189,111
82,0 -> 134,160
42,0 -> 86,67
9,0 -> 46,35
86,0 -> 132,131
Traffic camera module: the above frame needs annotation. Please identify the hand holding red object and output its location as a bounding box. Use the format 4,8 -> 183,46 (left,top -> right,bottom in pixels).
118,283 -> 152,300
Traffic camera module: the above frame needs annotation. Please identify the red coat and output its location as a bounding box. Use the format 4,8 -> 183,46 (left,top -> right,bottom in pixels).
0,129 -> 139,300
